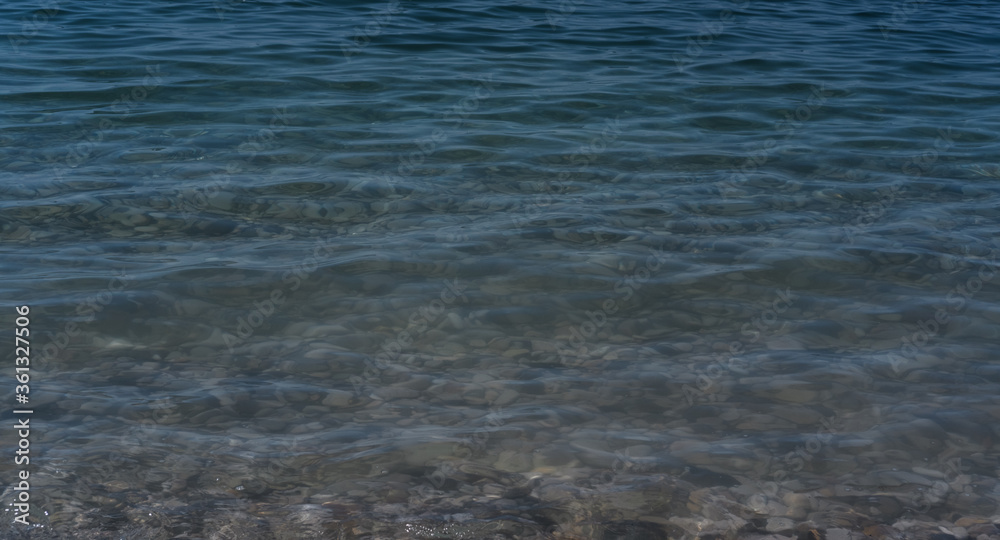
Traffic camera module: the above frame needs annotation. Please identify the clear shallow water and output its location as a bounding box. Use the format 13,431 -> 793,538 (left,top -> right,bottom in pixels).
2,0 -> 1000,538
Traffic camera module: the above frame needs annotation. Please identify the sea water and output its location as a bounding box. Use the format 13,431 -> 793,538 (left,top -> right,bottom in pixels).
2,0 -> 1000,538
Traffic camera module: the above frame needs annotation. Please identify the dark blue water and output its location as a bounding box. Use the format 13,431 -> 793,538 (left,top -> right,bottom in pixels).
2,1 -> 1000,538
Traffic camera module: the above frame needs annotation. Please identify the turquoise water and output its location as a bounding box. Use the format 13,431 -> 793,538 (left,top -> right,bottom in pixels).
2,0 -> 1000,538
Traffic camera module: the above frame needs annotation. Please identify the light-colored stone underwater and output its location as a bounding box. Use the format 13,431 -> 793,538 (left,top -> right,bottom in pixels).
3,1 -> 1000,539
